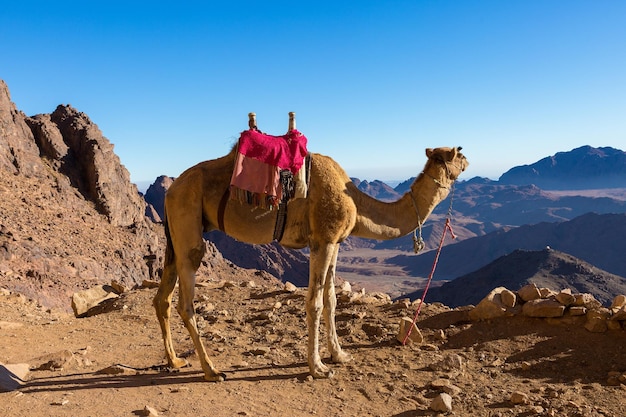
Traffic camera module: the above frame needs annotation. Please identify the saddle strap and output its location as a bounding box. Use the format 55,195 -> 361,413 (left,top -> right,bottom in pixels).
273,169 -> 294,241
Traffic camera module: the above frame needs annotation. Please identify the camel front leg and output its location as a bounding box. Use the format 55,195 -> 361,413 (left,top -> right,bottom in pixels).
177,263 -> 226,382
153,262 -> 188,369
307,241 -> 336,378
323,244 -> 353,364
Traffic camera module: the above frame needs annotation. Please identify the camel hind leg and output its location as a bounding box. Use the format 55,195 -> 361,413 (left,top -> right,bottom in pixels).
175,251 -> 226,382
153,258 -> 188,369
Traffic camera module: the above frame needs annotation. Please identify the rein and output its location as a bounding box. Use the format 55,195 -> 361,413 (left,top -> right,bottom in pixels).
402,180 -> 457,346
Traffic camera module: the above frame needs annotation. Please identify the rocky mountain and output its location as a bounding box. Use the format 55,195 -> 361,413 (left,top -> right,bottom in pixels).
499,145 -> 626,189
0,80 -> 161,309
143,176 -> 311,286
418,248 -> 626,307
385,212 -> 626,282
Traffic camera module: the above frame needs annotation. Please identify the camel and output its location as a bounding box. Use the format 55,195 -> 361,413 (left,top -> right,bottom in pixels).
153,113 -> 469,381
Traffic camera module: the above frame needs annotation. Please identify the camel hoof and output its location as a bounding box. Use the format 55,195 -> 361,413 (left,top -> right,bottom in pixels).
169,357 -> 189,369
204,372 -> 227,382
331,351 -> 353,364
311,364 -> 335,379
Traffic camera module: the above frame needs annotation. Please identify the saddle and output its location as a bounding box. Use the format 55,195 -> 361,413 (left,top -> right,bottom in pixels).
220,112 -> 310,240
230,112 -> 308,209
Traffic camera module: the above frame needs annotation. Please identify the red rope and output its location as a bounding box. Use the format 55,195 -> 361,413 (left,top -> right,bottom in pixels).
402,217 -> 456,345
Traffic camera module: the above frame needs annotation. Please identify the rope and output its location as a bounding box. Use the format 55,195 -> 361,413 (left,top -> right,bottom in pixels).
402,185 -> 457,346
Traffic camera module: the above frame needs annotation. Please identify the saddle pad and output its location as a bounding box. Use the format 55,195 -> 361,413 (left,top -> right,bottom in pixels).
237,129 -> 308,173
230,129 -> 308,209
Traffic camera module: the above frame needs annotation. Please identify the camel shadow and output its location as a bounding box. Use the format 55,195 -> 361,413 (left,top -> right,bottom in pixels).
20,362 -> 311,394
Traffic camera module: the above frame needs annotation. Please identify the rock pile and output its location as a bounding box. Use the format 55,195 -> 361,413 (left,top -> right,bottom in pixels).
470,283 -> 626,332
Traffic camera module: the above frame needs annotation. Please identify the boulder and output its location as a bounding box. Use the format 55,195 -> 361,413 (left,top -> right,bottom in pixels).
71,285 -> 119,317
518,283 -> 542,302
522,299 -> 566,318
397,317 -> 423,345
555,289 -> 576,306
0,362 -> 29,392
469,287 -> 512,320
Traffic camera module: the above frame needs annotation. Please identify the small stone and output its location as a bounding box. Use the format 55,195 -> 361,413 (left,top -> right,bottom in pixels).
539,287 -> 557,298
31,350 -> 76,371
141,405 -> 159,416
429,353 -> 464,372
110,280 -> 128,294
273,301 -> 282,310
430,378 -> 451,389
249,346 -> 271,356
95,365 -> 137,375
443,384 -> 462,396
141,280 -> 160,289
284,282 -> 298,293
338,280 -> 351,293
397,317 -> 423,345
430,393 -> 453,412
510,391 -> 529,405
221,281 -> 236,288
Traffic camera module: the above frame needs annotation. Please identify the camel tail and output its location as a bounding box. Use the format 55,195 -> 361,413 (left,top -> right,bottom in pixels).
163,209 -> 175,267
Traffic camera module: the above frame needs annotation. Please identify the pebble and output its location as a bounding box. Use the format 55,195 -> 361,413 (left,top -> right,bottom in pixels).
430,393 -> 453,412
510,391 -> 529,405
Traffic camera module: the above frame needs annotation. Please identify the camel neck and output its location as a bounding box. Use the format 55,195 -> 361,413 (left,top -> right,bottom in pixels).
350,172 -> 451,241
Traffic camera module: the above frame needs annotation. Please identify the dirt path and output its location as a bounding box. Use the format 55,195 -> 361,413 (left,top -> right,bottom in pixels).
1,282 -> 625,416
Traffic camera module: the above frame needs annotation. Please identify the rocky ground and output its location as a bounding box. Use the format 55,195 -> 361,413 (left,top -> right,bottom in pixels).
2,275 -> 626,417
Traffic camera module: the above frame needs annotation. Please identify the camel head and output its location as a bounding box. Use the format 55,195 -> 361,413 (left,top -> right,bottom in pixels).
424,147 -> 469,183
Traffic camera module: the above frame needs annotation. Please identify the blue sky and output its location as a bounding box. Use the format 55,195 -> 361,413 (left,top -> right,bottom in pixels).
2,1 -> 625,190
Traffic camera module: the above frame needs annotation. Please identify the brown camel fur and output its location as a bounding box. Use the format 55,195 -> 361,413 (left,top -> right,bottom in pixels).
154,142 -> 468,381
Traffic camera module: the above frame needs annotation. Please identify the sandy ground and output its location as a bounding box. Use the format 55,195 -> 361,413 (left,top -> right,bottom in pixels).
1,280 -> 626,417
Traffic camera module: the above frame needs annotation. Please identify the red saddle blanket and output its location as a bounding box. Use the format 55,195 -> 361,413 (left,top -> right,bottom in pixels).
230,129 -> 308,208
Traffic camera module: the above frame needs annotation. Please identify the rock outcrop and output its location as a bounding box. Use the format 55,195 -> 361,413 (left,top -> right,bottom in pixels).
470,283 -> 626,333
26,104 -> 145,227
0,79 -> 161,310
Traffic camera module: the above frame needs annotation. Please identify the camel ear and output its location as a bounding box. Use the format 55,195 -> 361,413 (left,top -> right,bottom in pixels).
425,148 -> 434,158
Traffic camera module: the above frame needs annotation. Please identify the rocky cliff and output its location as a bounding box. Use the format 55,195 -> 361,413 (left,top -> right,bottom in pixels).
0,79 -> 161,309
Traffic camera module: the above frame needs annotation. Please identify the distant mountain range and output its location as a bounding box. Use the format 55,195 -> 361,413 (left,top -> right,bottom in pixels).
411,248 -> 626,307
384,212 -> 626,282
499,145 -> 626,189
